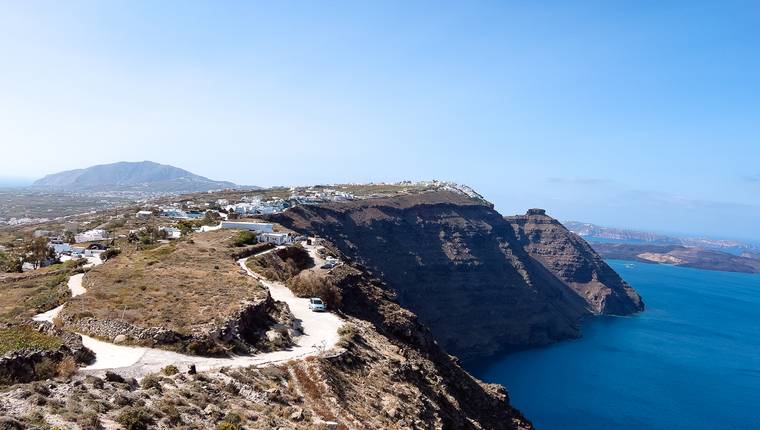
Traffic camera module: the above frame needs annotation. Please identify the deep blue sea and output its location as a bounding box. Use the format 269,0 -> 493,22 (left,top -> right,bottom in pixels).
466,260 -> 760,430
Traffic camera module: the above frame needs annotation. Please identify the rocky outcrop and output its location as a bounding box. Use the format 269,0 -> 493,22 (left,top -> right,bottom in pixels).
0,327 -> 93,385
506,210 -> 644,314
270,191 -> 643,359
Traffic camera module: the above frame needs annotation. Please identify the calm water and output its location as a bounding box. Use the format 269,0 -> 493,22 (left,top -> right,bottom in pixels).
466,260 -> 760,430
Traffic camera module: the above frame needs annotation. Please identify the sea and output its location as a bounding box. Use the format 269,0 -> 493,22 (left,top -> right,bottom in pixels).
465,260 -> 760,430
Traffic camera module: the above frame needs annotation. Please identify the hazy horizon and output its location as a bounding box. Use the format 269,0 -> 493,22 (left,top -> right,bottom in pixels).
2,2 -> 759,240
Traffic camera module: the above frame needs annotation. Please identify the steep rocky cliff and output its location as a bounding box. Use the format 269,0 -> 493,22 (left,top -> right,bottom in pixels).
270,191 -> 643,359
506,209 -> 644,314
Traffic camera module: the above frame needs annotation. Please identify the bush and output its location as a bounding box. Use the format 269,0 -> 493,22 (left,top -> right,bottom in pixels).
233,231 -> 257,247
56,356 -> 77,379
140,374 -> 162,391
287,272 -> 342,309
33,357 -> 58,380
116,407 -> 154,430
216,421 -> 240,430
101,248 -> 121,261
162,364 -> 179,376
76,411 -> 103,430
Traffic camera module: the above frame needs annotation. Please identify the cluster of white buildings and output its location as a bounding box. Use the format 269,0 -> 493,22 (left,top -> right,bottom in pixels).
75,229 -> 108,243
224,197 -> 289,216
289,187 -> 355,205
219,221 -> 294,245
0,217 -> 51,226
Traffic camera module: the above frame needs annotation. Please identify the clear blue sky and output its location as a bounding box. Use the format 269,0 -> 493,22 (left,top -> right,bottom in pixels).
1,1 -> 759,240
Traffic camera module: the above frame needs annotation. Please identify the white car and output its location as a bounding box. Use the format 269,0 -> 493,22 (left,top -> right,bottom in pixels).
308,298 -> 326,312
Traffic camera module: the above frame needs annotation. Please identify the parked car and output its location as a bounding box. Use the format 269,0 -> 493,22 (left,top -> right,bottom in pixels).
308,298 -> 326,312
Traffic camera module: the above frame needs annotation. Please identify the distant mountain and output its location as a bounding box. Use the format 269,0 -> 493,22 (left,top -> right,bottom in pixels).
32,161 -> 239,193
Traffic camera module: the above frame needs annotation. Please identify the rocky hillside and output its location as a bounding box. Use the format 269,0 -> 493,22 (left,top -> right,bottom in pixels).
0,234 -> 532,430
270,191 -> 644,359
32,161 -> 237,192
506,209 -> 643,314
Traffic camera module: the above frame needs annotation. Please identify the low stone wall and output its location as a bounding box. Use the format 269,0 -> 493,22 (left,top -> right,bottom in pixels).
64,316 -> 188,347
61,293 -> 297,356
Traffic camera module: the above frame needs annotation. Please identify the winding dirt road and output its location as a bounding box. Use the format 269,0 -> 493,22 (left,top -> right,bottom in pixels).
34,244 -> 343,378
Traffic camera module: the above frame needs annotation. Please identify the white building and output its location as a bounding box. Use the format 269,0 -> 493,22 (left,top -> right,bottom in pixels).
220,221 -> 274,233
136,210 -> 153,219
75,229 -> 108,243
159,226 -> 182,240
50,243 -> 72,255
258,232 -> 293,245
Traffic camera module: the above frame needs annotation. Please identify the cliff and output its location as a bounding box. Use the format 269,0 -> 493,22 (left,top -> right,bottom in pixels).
506,210 -> 644,314
270,191 -> 643,359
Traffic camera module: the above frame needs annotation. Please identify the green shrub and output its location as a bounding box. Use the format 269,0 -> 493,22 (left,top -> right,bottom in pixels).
162,364 -> 179,376
216,421 -> 240,430
232,231 -> 257,247
76,411 -> 103,430
140,374 -> 162,391
116,407 -> 153,430
33,358 -> 58,380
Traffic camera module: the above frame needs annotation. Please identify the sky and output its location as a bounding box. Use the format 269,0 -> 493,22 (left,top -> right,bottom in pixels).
1,1 -> 759,240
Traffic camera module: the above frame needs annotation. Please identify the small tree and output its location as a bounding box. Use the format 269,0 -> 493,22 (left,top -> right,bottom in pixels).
24,237 -> 56,269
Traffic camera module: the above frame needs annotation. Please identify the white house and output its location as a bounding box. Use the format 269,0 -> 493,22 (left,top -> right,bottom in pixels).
136,210 -> 153,219
220,221 -> 274,233
257,232 -> 293,245
75,229 -> 107,243
50,243 -> 72,255
159,226 -> 182,240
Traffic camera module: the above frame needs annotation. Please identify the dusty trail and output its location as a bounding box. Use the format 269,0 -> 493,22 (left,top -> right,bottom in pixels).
33,243 -> 343,378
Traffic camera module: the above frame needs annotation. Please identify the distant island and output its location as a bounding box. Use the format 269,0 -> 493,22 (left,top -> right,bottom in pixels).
566,221 -> 760,274
32,161 -> 242,193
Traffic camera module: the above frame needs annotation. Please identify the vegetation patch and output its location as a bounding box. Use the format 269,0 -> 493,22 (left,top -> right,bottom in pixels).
246,246 -> 313,282
287,272 -> 342,310
0,327 -> 63,355
0,262 -> 80,323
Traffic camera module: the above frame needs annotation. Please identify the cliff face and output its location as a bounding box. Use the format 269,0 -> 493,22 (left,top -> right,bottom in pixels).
270,191 -> 642,359
506,209 -> 644,314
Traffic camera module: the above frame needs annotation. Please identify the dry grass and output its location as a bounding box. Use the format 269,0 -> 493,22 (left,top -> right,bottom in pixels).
286,271 -> 342,310
290,364 -> 337,421
62,230 -> 267,334
245,246 -> 312,282
0,261 -> 80,323
56,356 -> 77,379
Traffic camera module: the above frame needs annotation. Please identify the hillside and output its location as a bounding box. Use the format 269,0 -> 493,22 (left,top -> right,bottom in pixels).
506,209 -> 643,314
32,161 -> 237,193
269,191 -> 643,359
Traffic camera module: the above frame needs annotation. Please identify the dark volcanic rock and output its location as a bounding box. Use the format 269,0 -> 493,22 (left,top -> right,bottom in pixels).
271,191 -> 642,359
506,210 -> 644,314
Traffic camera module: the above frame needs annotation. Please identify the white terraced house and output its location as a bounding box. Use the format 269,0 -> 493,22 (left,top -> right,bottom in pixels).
220,221 -> 274,233
74,229 -> 108,243
258,232 -> 293,245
